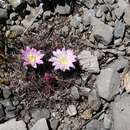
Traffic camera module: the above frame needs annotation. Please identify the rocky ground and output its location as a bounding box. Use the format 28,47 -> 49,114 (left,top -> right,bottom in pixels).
0,0 -> 130,130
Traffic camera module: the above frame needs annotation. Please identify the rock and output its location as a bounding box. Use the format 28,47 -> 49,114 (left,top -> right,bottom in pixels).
7,0 -> 25,8
0,119 -> 27,130
70,14 -> 82,28
0,8 -> 8,22
61,26 -> 70,37
0,104 -> 5,122
88,89 -> 101,111
114,7 -> 124,19
55,3 -> 71,15
79,87 -> 91,97
117,0 -> 130,26
91,17 -> 113,45
112,95 -> 130,130
10,12 -> 18,21
6,25 -> 25,38
96,68 -> 121,101
114,20 -> 125,39
108,57 -> 128,72
31,118 -> 49,130
103,114 -> 112,130
85,120 -> 102,130
5,105 -> 16,119
31,108 -> 50,122
43,11 -> 52,19
2,86 -> 11,99
70,86 -> 80,100
50,119 -> 59,130
96,6 -> 104,18
67,105 -> 77,116
82,9 -> 95,26
78,50 -> 100,73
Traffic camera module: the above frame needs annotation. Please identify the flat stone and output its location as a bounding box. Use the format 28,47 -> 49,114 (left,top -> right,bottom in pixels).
50,119 -> 59,130
112,95 -> 130,130
96,68 -> 120,101
55,3 -> 71,15
103,114 -> 112,129
31,118 -> 49,130
91,17 -> 113,45
70,86 -> 80,100
88,89 -> 101,111
114,20 -> 125,38
0,8 -> 8,22
0,119 -> 27,130
31,108 -> 50,122
85,120 -> 102,130
108,57 -> 128,72
78,50 -> 100,73
67,105 -> 77,117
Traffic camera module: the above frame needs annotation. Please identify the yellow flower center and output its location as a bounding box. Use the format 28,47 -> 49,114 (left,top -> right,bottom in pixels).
59,56 -> 69,65
28,54 -> 37,63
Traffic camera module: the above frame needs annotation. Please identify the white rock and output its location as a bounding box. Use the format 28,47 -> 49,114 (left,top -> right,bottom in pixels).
78,50 -> 100,73
67,105 -> 77,116
55,4 -> 71,15
0,119 -> 27,130
96,68 -> 120,101
31,118 -> 49,130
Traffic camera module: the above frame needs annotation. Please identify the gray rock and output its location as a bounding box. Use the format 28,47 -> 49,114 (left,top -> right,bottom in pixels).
85,120 -> 102,130
91,17 -> 113,45
82,9 -> 95,26
114,20 -> 125,38
55,3 -> 71,15
5,105 -> 16,119
79,87 -> 91,97
117,0 -> 130,26
114,7 -> 124,19
70,86 -> 80,100
67,105 -> 77,116
88,89 -> 101,111
96,7 -> 104,18
103,114 -> 112,129
7,0 -> 25,8
2,86 -> 11,99
78,50 -> 100,73
0,119 -> 27,130
108,57 -> 128,72
31,118 -> 49,130
0,104 -> 5,122
112,95 -> 130,130
70,14 -> 82,28
31,108 -> 50,121
96,68 -> 121,101
50,119 -> 59,130
0,8 -> 8,22
61,26 -> 70,37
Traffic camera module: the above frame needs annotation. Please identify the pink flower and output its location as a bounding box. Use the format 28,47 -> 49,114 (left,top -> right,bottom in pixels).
21,46 -> 44,68
49,48 -> 76,71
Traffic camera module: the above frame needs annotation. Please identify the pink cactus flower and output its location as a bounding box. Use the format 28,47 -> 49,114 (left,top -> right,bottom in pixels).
49,48 -> 76,71
21,46 -> 44,68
